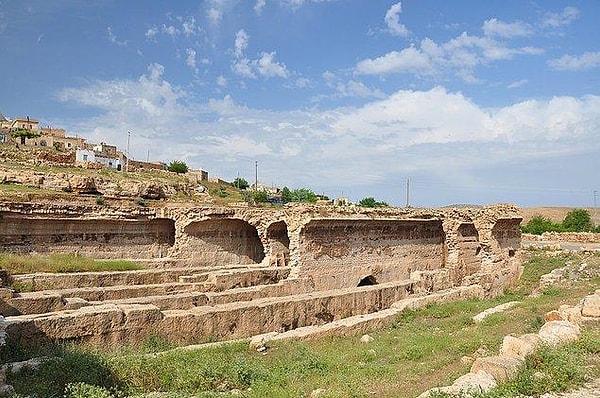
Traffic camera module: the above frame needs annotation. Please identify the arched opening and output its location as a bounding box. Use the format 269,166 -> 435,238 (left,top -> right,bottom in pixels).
266,221 -> 290,267
357,275 -> 377,287
183,218 -> 265,265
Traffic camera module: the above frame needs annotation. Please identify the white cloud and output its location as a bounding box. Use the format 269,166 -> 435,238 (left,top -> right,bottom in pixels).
182,16 -> 198,36
207,8 -> 222,24
232,57 -> 256,78
507,79 -> 528,89
254,0 -> 267,14
186,48 -> 199,73
356,47 -> 433,76
162,24 -> 179,36
482,18 -> 532,38
107,26 -> 127,46
384,2 -> 409,37
145,26 -> 158,40
542,6 -> 580,28
216,75 -> 228,87
232,51 -> 290,79
57,67 -> 600,202
256,51 -> 289,78
335,81 -> 385,99
234,29 -> 249,57
356,32 -> 543,81
548,51 -> 600,71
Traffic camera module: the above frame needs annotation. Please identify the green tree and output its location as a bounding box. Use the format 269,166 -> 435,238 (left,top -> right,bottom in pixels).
244,189 -> 269,204
281,187 -> 293,203
358,197 -> 388,207
521,215 -> 557,235
12,128 -> 40,145
232,177 -> 250,190
167,160 -> 189,174
562,209 -> 592,232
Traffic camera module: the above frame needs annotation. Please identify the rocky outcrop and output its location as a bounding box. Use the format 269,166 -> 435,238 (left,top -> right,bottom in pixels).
0,167 -> 189,199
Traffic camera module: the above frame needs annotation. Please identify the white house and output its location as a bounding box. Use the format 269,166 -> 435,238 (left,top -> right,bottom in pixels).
76,148 -> 122,170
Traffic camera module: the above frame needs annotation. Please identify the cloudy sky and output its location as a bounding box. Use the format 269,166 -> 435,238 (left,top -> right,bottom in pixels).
1,0 -> 599,207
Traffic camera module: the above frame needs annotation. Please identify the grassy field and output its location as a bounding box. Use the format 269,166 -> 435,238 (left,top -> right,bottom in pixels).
2,249 -> 599,398
0,253 -> 144,276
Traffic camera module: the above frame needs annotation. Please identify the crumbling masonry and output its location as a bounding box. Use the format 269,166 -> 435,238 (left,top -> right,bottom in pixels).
0,202 -> 522,348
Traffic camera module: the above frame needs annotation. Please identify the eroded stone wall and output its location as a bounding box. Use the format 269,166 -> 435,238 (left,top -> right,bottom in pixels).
298,219 -> 446,290
182,218 -> 265,265
0,216 -> 175,258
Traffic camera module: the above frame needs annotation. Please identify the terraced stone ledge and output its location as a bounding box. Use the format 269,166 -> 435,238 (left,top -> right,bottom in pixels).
5,279 -> 418,347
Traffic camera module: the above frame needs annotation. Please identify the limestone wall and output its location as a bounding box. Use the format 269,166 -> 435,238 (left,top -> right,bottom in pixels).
0,215 -> 175,258
298,219 -> 445,290
0,201 -> 522,296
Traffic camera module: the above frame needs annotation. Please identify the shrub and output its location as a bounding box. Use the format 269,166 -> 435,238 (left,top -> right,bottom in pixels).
95,195 -> 105,206
166,160 -> 189,174
64,382 -> 115,398
521,215 -> 562,235
358,197 -> 388,207
232,177 -> 250,190
562,208 -> 592,232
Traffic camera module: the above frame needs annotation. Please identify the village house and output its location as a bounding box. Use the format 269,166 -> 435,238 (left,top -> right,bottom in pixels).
75,142 -> 123,170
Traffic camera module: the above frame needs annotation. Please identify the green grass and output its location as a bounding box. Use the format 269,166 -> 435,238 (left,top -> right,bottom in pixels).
0,253 -> 144,275
2,250 -> 599,398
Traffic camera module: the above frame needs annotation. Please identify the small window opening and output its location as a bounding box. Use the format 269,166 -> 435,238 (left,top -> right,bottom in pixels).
357,275 -> 378,287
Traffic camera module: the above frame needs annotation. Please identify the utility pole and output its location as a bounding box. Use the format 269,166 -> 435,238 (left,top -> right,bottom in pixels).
146,149 -> 149,163
594,190 -> 598,208
405,178 -> 410,208
126,131 -> 131,172
254,160 -> 258,191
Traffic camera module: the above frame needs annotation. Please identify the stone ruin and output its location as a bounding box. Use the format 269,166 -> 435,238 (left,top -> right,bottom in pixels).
0,201 -> 522,350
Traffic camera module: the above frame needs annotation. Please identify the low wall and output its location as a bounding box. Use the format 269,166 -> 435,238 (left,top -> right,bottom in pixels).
523,232 -> 600,243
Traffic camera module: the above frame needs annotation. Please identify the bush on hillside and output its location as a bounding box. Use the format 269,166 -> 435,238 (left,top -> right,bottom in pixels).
166,160 -> 189,174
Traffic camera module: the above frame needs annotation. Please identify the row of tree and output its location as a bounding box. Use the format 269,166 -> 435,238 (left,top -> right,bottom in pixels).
521,209 -> 599,234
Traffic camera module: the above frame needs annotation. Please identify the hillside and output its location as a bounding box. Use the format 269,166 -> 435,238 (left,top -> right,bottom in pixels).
0,146 -> 244,206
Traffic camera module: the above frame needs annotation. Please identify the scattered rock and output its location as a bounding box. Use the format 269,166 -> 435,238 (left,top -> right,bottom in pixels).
249,332 -> 279,352
581,292 -> 600,318
418,371 -> 496,398
471,355 -> 523,383
360,334 -> 374,343
500,334 -> 539,359
310,388 -> 326,397
473,301 -> 519,323
538,321 -> 580,346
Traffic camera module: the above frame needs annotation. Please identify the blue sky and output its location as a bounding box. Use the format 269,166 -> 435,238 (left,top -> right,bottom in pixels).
1,0 -> 599,207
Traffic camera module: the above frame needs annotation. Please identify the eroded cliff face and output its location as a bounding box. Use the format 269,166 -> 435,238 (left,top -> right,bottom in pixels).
0,201 -> 522,295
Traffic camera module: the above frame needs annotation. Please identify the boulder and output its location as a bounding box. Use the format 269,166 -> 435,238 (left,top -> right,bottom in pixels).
418,371 -> 496,398
471,355 -> 523,383
70,175 -> 98,194
500,334 -> 539,359
538,321 -> 580,346
581,293 -> 600,318
360,334 -> 374,343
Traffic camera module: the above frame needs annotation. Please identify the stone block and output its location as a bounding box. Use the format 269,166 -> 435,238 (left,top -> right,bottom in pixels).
471,355 -> 523,383
558,304 -> 582,324
500,335 -> 537,359
538,321 -> 580,346
581,293 -> 600,318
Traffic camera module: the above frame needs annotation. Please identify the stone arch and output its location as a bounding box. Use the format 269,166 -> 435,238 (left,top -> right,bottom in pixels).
183,218 -> 265,265
453,223 -> 482,284
357,275 -> 377,287
266,220 -> 290,267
